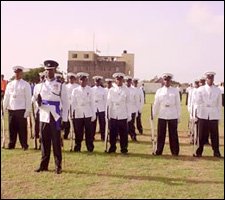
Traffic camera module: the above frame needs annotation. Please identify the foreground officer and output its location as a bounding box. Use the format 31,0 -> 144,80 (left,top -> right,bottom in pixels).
34,60 -> 69,174
194,72 -> 222,157
152,73 -> 181,156
107,72 -> 131,154
3,66 -> 32,150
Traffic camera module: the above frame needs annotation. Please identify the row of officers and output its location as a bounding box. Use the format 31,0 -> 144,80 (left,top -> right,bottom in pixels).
2,60 -> 223,174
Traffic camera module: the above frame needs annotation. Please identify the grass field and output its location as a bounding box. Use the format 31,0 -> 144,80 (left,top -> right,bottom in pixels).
1,94 -> 224,199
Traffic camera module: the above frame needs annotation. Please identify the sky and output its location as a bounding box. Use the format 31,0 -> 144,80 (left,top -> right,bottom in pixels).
1,1 -> 224,83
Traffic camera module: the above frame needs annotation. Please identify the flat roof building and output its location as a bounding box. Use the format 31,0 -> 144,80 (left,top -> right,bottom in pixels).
67,50 -> 134,85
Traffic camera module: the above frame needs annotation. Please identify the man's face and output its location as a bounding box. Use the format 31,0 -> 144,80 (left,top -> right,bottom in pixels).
126,79 -> 132,87
95,79 -> 102,86
163,77 -> 171,87
79,76 -> 88,87
14,70 -> 23,79
115,76 -> 123,86
206,75 -> 214,86
45,68 -> 55,79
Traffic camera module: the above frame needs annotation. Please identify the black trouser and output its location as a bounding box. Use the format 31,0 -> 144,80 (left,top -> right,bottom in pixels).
8,109 -> 28,149
185,93 -> 188,106
109,118 -> 128,153
39,114 -> 62,170
195,119 -> 220,156
73,117 -> 94,152
222,94 -> 224,107
136,111 -> 143,134
34,111 -> 40,138
179,92 -> 182,102
155,118 -> 179,155
92,111 -> 106,140
63,121 -> 71,139
128,113 -> 137,139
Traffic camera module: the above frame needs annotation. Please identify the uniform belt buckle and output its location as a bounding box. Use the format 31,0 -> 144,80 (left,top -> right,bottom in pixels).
165,104 -> 170,107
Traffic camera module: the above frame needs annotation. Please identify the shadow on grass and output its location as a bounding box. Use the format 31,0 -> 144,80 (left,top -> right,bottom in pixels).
63,150 -> 224,161
62,169 -> 224,186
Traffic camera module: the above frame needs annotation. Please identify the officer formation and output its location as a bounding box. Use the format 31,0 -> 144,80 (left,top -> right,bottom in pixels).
1,60 -> 224,174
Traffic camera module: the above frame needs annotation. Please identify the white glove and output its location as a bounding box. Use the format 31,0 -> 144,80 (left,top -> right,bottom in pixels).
24,110 -> 30,118
91,115 -> 96,122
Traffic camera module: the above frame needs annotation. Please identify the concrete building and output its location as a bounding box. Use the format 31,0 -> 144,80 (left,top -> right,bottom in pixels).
67,50 -> 134,85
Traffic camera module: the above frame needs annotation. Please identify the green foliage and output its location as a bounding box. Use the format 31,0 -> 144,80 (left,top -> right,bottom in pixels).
23,67 -> 45,83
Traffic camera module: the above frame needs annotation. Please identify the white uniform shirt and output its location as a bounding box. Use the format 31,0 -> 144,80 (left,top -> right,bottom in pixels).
91,85 -> 107,112
31,82 -> 42,115
71,85 -> 95,118
33,79 -> 69,123
153,86 -> 181,120
127,86 -> 139,114
107,84 -> 131,120
3,79 -> 32,114
134,86 -> 144,113
195,84 -> 222,120
218,85 -> 224,94
187,87 -> 198,118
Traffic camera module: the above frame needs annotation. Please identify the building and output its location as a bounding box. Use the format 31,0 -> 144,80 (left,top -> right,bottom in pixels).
67,50 -> 134,85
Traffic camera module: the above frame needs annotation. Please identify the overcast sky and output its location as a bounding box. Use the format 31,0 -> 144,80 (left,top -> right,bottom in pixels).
1,1 -> 224,83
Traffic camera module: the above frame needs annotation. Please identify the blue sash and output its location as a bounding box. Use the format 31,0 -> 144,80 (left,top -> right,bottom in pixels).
42,100 -> 61,131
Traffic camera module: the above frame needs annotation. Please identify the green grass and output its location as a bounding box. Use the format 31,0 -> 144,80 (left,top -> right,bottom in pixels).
1,94 -> 224,199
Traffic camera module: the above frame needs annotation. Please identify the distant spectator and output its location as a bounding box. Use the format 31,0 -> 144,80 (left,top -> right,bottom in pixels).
140,83 -> 146,104
218,82 -> 224,107
1,74 -> 7,100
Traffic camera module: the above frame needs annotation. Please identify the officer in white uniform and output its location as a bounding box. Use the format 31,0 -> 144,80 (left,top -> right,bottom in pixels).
34,60 -> 69,174
187,79 -> 200,144
32,71 -> 46,147
152,73 -> 181,156
133,78 -> 144,135
63,72 -> 79,139
107,72 -> 131,154
91,76 -> 107,141
105,78 -> 114,94
3,66 -> 32,150
125,76 -> 139,141
194,72 -> 222,157
71,72 -> 96,152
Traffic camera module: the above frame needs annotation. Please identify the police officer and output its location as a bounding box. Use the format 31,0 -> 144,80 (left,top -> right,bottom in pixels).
187,79 -> 200,144
91,76 -> 107,141
71,72 -> 96,152
105,78 -> 114,94
31,71 -> 46,149
63,72 -> 79,139
194,72 -> 222,157
152,73 -> 181,156
107,72 -> 131,154
34,60 -> 69,174
125,76 -> 139,141
133,78 -> 144,135
3,66 -> 32,150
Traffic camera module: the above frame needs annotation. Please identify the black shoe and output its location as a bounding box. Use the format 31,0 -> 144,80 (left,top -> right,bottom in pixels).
152,152 -> 161,156
74,146 -> 81,152
214,152 -> 221,158
108,149 -> 116,153
193,154 -> 202,157
55,168 -> 62,174
23,146 -> 29,151
34,168 -> 48,172
121,150 -> 128,154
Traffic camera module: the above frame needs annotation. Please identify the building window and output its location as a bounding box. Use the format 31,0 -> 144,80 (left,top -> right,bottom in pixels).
84,54 -> 89,59
72,54 -> 77,58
